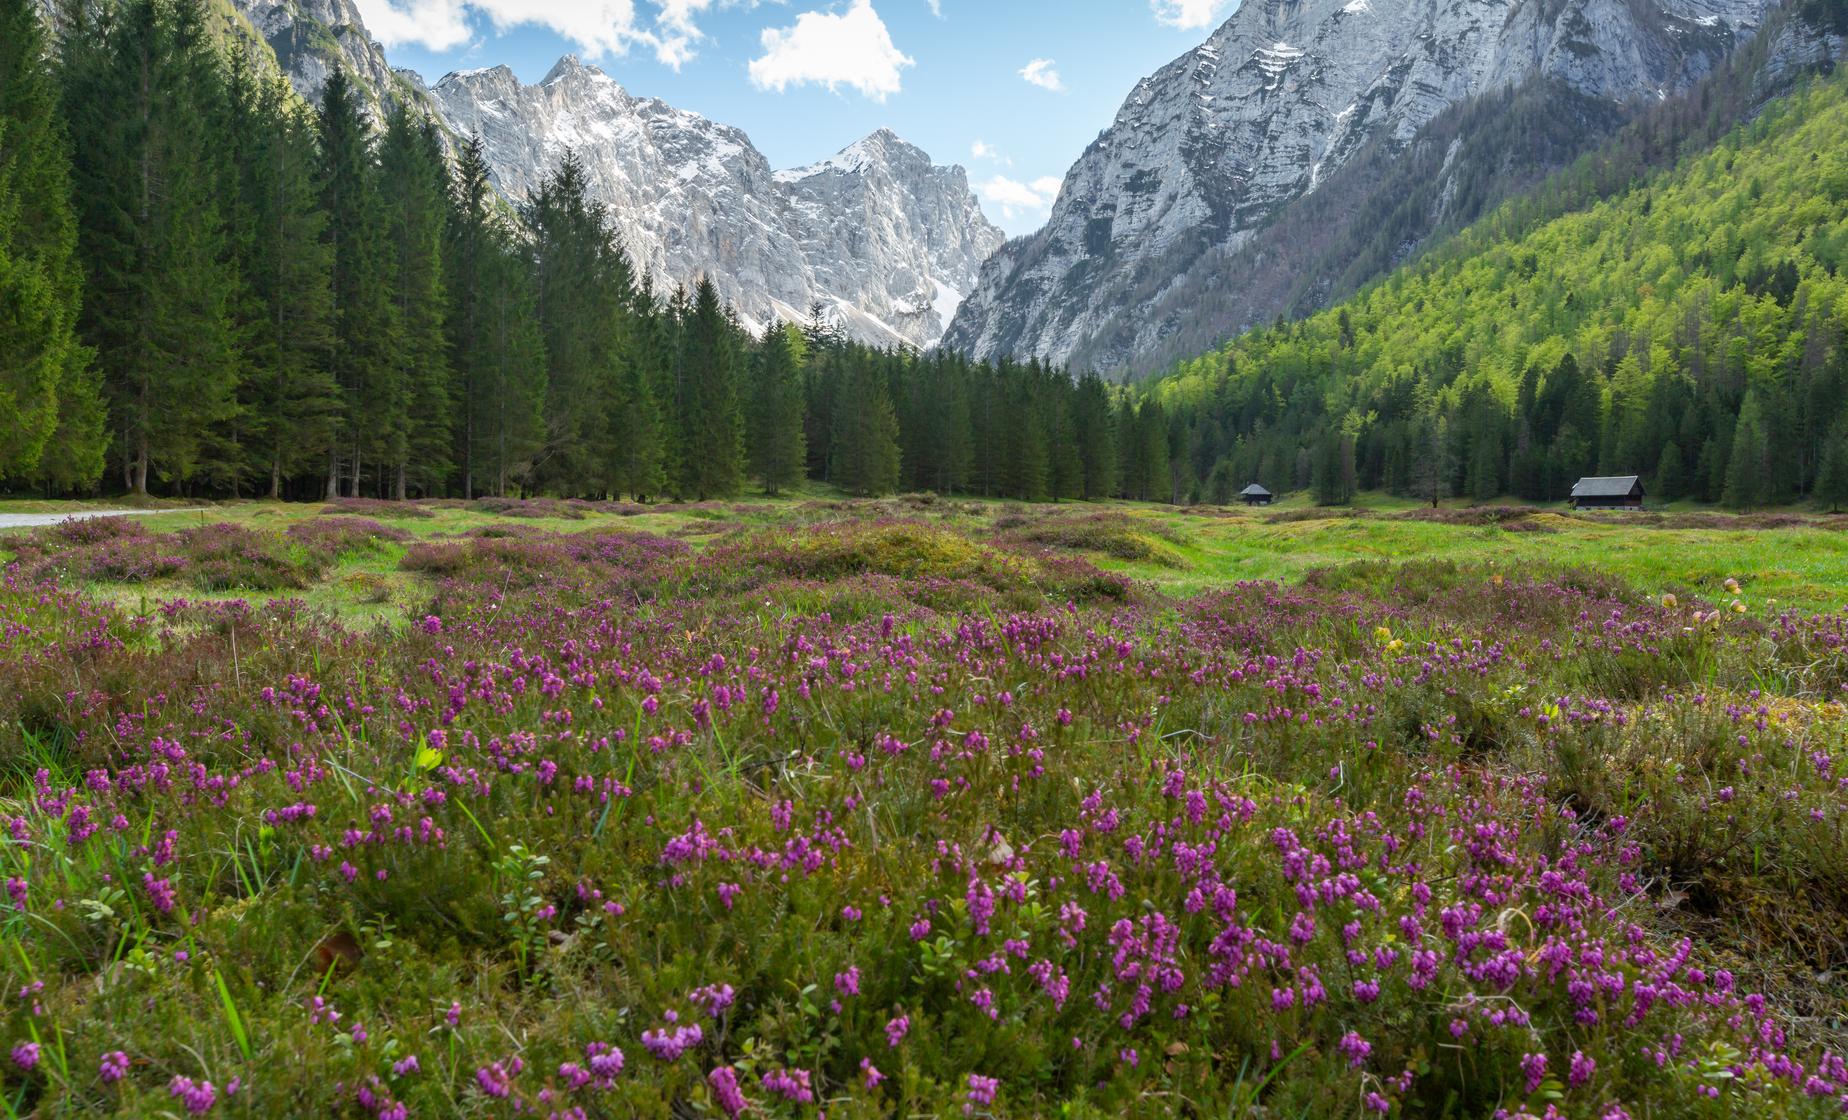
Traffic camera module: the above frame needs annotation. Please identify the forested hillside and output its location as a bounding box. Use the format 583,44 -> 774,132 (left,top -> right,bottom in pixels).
1145,68 -> 1848,509
0,0 -> 1130,504
1086,1 -> 1843,376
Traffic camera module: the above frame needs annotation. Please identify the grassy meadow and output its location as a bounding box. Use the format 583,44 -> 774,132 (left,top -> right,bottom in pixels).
1,493 -> 1846,1117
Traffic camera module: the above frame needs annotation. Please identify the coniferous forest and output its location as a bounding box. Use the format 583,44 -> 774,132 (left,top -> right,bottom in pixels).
0,0 -> 1133,505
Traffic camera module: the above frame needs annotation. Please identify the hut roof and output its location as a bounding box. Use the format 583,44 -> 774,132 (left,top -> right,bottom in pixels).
1570,475 -> 1642,498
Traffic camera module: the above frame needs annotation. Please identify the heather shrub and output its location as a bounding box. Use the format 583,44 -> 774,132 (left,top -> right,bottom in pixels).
323,497 -> 434,520
472,496 -> 586,520
285,518 -> 412,563
177,522 -> 317,592
3,514 -> 1846,1119
1005,511 -> 1189,567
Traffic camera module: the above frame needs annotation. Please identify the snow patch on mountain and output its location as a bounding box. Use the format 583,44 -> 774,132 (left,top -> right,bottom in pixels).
430,64 -> 1002,348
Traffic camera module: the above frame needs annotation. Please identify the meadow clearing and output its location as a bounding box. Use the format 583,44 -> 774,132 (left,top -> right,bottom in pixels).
1,493 -> 1846,1117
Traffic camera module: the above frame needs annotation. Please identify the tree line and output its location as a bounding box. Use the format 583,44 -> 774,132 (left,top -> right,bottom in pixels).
0,0 -> 1151,504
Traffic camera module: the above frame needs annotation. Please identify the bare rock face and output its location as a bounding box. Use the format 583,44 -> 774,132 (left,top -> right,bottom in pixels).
429,59 -> 1002,347
230,0 -> 435,119
942,0 -> 1776,372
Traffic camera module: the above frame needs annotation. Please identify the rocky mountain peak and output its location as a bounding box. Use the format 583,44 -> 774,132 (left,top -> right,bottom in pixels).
943,0 -> 1776,372
429,59 -> 1001,347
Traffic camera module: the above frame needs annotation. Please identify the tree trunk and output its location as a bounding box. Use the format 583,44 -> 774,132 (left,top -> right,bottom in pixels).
393,463 -> 407,502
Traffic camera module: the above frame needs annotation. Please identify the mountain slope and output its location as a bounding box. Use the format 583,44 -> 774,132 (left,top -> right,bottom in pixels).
429,60 -> 1001,347
1075,4 -> 1845,377
943,0 -> 1778,373
1146,66 -> 1848,505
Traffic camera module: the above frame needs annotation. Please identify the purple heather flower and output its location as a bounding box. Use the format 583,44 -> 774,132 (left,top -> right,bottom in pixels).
886,1015 -> 910,1047
964,1073 -> 999,1115
1521,1052 -> 1548,1094
708,1066 -> 749,1118
100,1050 -> 130,1083
1569,1050 -> 1596,1089
168,1075 -> 217,1114
11,1042 -> 39,1071
761,1067 -> 813,1104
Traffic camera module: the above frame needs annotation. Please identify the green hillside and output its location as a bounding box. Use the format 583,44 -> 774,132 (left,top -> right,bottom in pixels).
1146,69 -> 1848,509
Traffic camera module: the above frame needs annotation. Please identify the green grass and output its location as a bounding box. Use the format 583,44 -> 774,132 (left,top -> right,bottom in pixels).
4,492 -> 1843,619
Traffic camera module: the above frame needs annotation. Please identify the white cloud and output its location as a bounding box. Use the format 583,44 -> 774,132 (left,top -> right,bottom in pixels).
1018,57 -> 1064,92
924,0 -> 942,15
970,139 -> 995,160
1150,0 -> 1237,31
749,0 -> 914,101
977,173 -> 1062,221
352,0 -> 722,69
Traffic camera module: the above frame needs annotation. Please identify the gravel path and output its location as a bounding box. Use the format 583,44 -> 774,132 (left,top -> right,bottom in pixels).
0,509 -> 171,531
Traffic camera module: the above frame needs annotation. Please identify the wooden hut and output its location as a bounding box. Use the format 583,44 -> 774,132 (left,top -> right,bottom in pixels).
1240,483 -> 1273,507
1568,475 -> 1645,510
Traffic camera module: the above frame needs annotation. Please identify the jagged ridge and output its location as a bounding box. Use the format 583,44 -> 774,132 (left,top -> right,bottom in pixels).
429,59 -> 1002,348
943,0 -> 1781,374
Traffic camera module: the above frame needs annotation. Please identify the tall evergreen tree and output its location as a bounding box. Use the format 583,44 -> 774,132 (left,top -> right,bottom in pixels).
445,135 -> 545,498
831,355 -> 901,497
0,0 -> 102,487
379,106 -> 452,497
1812,419 -> 1848,512
67,0 -> 238,494
747,322 -> 806,495
674,276 -> 744,498
225,65 -> 337,498
1722,389 -> 1772,509
1654,441 -> 1685,503
1072,373 -> 1118,500
527,152 -> 627,494
318,66 -> 398,497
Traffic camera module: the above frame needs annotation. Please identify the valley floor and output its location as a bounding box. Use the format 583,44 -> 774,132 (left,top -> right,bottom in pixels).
1,494 -> 1846,1116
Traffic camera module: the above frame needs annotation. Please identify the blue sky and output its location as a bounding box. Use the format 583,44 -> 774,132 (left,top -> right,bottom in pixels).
355,0 -> 1240,236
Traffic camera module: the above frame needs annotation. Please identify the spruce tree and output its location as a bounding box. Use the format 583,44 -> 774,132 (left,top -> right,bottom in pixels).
747,322 -> 806,495
1072,373 -> 1118,500
831,355 -> 901,497
318,66 -> 399,497
379,107 -> 452,497
0,0 -> 102,487
1136,400 -> 1170,502
527,152 -> 626,494
1722,389 -> 1772,509
67,0 -> 239,494
1813,418 -> 1848,512
227,68 -> 337,498
445,135 -> 545,498
1654,441 -> 1684,503
675,277 -> 744,498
